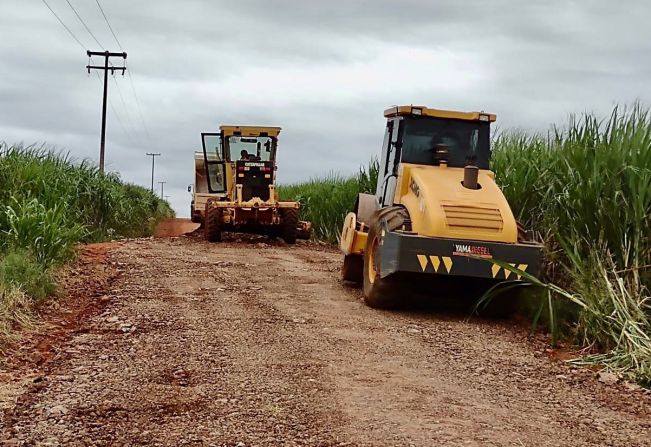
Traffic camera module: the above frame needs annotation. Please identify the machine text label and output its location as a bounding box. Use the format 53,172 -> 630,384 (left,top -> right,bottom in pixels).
452,244 -> 492,258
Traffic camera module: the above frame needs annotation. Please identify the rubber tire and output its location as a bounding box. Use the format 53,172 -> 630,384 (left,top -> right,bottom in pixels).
204,199 -> 222,242
362,206 -> 410,309
280,208 -> 299,244
342,254 -> 363,283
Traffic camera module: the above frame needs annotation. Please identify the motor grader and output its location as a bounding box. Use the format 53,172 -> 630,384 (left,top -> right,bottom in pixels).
191,125 -> 310,243
339,105 -> 542,308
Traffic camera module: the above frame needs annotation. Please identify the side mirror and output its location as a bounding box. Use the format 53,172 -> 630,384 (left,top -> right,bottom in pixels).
187,185 -> 192,193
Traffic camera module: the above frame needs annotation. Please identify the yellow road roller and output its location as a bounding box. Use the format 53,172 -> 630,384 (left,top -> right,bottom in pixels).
339,105 -> 542,308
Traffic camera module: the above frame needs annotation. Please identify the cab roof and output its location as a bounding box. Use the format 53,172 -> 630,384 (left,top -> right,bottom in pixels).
384,105 -> 496,122
219,126 -> 281,137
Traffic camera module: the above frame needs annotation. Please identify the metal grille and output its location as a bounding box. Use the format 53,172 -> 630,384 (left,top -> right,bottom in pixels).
441,204 -> 503,232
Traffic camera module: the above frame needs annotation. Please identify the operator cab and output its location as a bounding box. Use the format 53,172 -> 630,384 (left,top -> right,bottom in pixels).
229,136 -> 275,162
201,126 -> 281,200
377,105 -> 496,206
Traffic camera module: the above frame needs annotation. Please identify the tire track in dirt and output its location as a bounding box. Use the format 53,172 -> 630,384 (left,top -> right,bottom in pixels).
1,235 -> 650,446
256,248 -> 651,446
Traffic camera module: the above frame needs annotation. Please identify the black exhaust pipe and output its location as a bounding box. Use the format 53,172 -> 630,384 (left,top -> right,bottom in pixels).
462,165 -> 480,190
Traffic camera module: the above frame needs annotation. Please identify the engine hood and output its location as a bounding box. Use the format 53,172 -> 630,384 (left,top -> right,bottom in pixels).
395,164 -> 518,243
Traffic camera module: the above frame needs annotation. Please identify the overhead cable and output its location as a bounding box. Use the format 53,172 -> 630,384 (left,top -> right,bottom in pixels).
64,0 -> 104,49
40,0 -> 86,50
94,0 -> 124,50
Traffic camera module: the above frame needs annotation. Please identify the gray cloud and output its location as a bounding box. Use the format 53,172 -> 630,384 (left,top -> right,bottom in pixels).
1,0 -> 650,216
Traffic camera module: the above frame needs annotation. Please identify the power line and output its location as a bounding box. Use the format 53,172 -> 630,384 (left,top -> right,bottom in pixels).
111,75 -> 142,145
64,0 -> 104,49
50,0 -> 148,157
74,0 -> 146,150
125,65 -> 151,139
40,0 -> 103,69
41,0 -> 138,168
74,3 -> 143,148
93,0 -> 151,144
94,0 -> 123,50
41,0 -> 116,144
109,95 -> 136,143
92,72 -> 139,149
63,0 -> 109,70
40,0 -> 86,51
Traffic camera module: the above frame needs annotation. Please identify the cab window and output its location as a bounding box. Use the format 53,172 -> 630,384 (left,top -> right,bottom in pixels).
226,136 -> 276,162
401,117 -> 490,169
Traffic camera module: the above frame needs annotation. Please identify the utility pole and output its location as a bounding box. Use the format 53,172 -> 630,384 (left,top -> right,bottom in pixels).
164,195 -> 170,202
158,181 -> 167,199
146,153 -> 161,192
86,50 -> 127,174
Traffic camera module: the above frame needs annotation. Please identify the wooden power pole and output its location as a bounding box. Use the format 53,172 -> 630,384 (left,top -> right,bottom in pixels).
86,50 -> 127,174
146,153 -> 161,193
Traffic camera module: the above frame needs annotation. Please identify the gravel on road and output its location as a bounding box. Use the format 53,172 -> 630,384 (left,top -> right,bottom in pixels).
1,235 -> 650,446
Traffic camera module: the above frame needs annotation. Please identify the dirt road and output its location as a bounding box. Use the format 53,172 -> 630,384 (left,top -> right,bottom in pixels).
1,235 -> 650,446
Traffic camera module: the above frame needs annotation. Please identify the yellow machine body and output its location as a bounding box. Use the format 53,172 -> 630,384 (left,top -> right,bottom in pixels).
341,105 -> 511,255
392,164 -> 518,244
220,125 -> 282,138
339,105 -> 542,299
217,125 -> 281,207
340,165 -> 519,255
193,125 -> 310,242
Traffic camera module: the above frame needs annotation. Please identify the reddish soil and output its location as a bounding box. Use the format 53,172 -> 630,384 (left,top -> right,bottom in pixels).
2,243 -> 120,371
1,235 -> 650,446
154,218 -> 200,238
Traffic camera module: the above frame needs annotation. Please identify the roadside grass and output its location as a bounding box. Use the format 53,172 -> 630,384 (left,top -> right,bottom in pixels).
281,105 -> 651,385
0,250 -> 56,301
279,159 -> 378,243
0,143 -> 174,346
0,145 -> 173,241
490,105 -> 651,384
0,287 -> 36,350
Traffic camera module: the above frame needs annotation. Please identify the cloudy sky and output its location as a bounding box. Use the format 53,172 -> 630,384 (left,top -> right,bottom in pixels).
1,0 -> 649,216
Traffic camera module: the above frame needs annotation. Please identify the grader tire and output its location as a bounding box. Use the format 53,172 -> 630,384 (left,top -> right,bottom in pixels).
362,206 -> 410,309
342,254 -> 363,284
280,208 -> 299,244
204,200 -> 222,242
